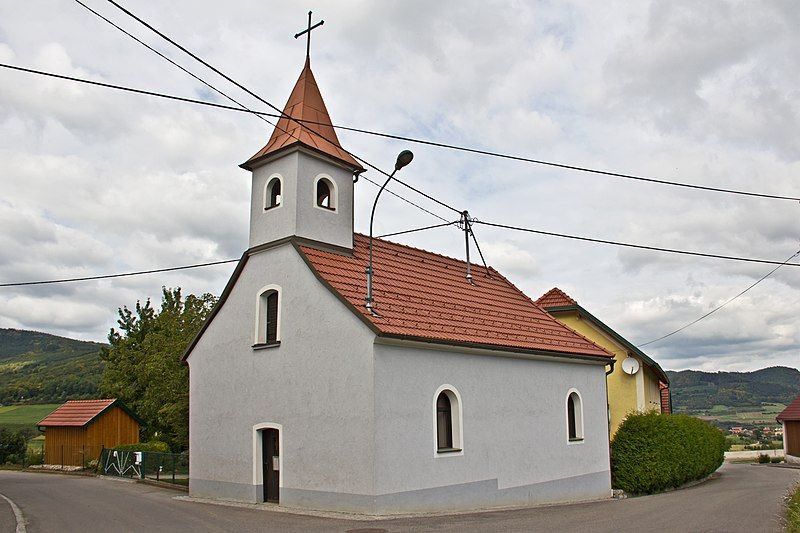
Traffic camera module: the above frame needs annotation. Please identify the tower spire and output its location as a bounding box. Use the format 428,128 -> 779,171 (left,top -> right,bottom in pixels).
294,11 -> 324,62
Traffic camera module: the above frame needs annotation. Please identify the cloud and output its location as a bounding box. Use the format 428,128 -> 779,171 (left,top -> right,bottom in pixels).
0,1 -> 797,374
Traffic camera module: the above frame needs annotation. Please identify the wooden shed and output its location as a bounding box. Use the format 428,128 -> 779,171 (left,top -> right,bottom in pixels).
777,394 -> 800,464
38,399 -> 142,466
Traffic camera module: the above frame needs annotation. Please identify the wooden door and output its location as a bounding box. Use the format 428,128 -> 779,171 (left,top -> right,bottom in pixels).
262,429 -> 279,502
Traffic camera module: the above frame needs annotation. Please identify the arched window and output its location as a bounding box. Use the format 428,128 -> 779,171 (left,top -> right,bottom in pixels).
436,392 -> 453,450
433,386 -> 462,454
265,177 -> 282,210
255,286 -> 280,347
315,176 -> 336,210
567,390 -> 584,442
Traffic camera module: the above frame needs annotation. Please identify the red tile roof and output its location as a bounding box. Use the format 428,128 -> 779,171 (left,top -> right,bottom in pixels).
777,393 -> 800,421
38,399 -> 118,427
535,287 -> 577,308
298,235 -> 612,359
241,58 -> 363,171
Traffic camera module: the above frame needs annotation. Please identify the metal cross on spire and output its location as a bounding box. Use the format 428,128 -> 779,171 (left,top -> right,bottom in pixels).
294,11 -> 324,61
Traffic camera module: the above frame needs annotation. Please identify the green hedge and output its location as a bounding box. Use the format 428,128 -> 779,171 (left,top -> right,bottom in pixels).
611,412 -> 725,494
111,441 -> 170,453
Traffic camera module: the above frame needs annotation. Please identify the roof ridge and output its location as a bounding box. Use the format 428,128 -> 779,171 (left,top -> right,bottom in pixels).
535,287 -> 578,307
354,233 -> 493,273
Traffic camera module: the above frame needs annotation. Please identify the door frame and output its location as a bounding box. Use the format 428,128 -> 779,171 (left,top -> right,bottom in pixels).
252,422 -> 282,501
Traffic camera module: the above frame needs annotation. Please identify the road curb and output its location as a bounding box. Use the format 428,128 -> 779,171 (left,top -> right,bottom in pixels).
0,491 -> 26,533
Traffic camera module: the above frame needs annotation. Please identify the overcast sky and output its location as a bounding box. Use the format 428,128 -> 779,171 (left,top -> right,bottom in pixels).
1,1 -> 798,372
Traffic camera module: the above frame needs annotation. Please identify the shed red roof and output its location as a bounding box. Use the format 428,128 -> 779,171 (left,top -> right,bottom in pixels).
241,58 -> 363,171
536,287 -> 577,308
298,235 -> 612,359
777,394 -> 800,422
38,399 -> 118,427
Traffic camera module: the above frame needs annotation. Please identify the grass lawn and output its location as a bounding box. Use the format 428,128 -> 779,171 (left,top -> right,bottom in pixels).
0,404 -> 60,432
788,483 -> 800,532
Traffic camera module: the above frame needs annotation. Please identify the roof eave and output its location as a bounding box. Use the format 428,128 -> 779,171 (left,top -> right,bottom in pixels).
240,142 -> 364,173
181,249 -> 252,363
544,304 -> 670,384
375,333 -> 614,364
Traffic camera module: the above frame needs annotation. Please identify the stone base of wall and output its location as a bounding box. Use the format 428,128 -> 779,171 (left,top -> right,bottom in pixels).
190,470 -> 611,515
786,454 -> 800,465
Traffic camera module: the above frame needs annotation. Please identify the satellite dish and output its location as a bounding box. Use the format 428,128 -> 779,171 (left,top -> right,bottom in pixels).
621,357 -> 640,375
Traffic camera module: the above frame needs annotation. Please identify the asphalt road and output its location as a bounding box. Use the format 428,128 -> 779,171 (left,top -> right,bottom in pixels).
0,463 -> 798,532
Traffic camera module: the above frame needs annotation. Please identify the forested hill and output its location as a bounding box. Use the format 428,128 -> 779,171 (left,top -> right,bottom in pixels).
0,328 -> 105,404
667,366 -> 800,412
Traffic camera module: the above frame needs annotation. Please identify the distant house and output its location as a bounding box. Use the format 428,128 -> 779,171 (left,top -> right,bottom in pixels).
38,399 -> 142,466
777,394 -> 800,463
536,288 -> 671,436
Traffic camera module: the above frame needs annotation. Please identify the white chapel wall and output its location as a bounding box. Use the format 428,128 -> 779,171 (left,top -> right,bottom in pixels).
187,243 -> 376,502
371,343 -> 612,513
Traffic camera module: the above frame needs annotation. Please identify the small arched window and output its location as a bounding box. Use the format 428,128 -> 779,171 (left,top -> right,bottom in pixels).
265,177 -> 282,210
434,387 -> 462,454
567,391 -> 584,442
436,392 -> 453,450
315,177 -> 336,210
255,287 -> 280,347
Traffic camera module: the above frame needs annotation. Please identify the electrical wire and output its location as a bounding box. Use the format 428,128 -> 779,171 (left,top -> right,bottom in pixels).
321,123 -> 800,203
0,259 -> 239,288
67,3 -> 800,204
69,1 -> 453,224
474,220 -> 800,268
5,59 -> 798,208
376,220 -> 459,239
102,0 -> 462,217
637,248 -> 800,347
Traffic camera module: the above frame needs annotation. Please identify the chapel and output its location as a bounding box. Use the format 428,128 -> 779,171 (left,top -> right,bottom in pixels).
183,28 -> 615,514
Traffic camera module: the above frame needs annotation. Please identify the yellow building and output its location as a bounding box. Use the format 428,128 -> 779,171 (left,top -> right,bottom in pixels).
537,288 -> 671,436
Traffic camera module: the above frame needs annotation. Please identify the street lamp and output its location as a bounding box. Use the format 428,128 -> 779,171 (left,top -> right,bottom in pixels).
365,150 -> 414,315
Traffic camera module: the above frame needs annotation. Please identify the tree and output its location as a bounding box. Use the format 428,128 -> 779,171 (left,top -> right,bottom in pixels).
100,287 -> 216,451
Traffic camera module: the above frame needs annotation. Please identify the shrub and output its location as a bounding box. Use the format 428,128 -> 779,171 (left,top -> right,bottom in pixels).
112,441 -> 170,453
759,453 -> 771,464
611,412 -> 725,494
772,457 -> 783,464
25,448 -> 44,466
0,429 -> 27,464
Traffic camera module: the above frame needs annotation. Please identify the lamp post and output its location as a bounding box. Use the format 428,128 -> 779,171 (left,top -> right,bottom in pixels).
366,150 -> 414,315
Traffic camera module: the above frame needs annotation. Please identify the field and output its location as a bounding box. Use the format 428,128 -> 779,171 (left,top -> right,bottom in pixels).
0,404 -> 60,432
681,403 -> 785,425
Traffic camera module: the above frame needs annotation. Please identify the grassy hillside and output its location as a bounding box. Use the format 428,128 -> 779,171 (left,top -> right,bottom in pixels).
667,366 -> 800,413
0,404 -> 60,432
0,328 -> 105,405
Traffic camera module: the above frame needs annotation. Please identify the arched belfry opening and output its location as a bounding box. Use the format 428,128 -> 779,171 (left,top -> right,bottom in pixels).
239,20 -> 364,251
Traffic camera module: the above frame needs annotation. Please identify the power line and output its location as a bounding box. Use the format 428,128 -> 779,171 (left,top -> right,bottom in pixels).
637,248 -> 800,347
0,259 -> 239,288
0,63 -> 448,222
67,2 -> 452,224
67,4 -> 800,204
103,0 -> 462,217
5,59 -> 798,207
4,61 -> 797,270
376,220 -> 459,239
323,124 -> 800,203
474,220 -> 800,268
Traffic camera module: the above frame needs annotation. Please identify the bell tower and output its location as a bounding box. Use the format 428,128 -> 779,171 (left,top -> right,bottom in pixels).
240,17 -> 363,251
